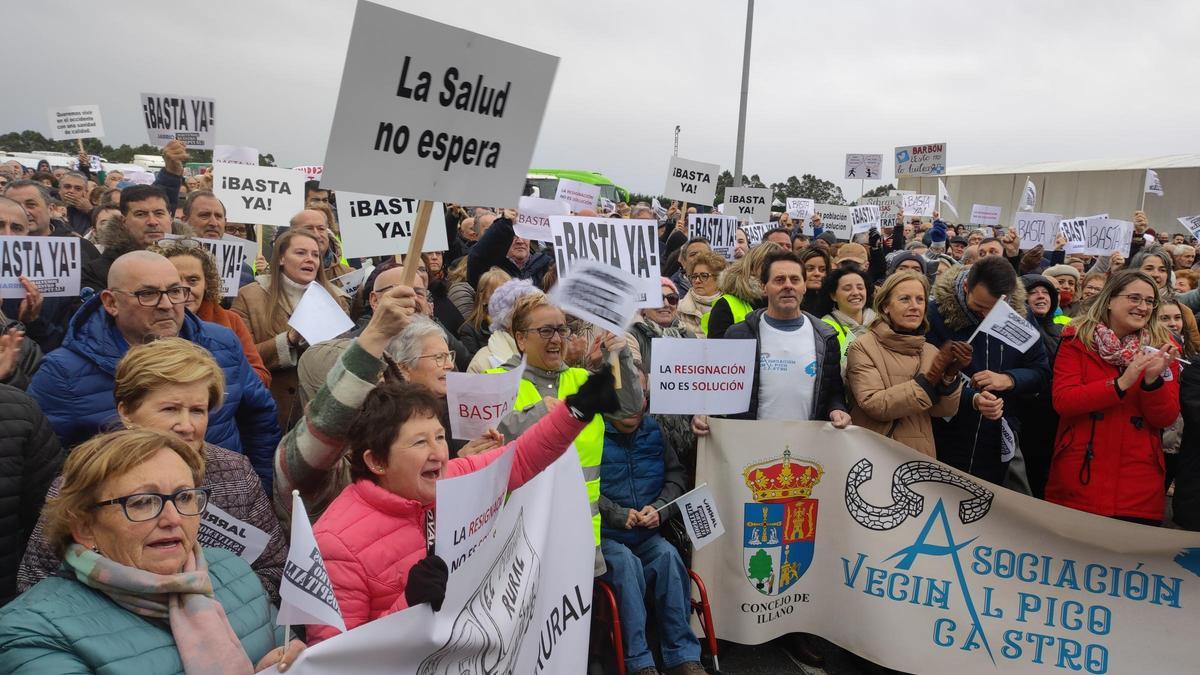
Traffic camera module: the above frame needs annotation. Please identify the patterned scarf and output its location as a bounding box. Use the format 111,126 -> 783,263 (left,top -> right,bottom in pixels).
1092,323 -> 1145,367
65,544 -> 253,675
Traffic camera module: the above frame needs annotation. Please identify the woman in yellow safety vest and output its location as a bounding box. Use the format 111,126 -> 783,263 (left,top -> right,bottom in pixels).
818,264 -> 875,372
487,291 -> 644,575
704,240 -> 783,339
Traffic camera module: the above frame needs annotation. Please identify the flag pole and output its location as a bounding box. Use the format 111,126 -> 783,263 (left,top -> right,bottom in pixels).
966,295 -> 1007,343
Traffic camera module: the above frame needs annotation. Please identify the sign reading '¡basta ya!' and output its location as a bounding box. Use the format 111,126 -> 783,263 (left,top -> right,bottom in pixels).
321,0 -> 559,207
664,156 -> 720,205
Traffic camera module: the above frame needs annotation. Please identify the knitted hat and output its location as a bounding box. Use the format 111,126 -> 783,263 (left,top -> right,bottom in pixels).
1043,264 -> 1080,282
833,242 -> 868,265
886,251 -> 927,276
488,278 -> 540,333
660,276 -> 678,295
816,231 -> 838,246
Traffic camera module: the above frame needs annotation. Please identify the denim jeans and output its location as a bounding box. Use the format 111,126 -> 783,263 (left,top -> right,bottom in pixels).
600,534 -> 701,672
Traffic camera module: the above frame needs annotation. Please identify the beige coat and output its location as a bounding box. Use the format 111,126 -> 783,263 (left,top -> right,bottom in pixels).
845,321 -> 961,457
232,280 -> 350,431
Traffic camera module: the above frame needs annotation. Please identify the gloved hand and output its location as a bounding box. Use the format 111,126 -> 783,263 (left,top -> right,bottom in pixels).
944,341 -> 974,380
925,342 -> 957,383
564,367 -> 620,420
868,228 -> 881,249
405,555 -> 448,611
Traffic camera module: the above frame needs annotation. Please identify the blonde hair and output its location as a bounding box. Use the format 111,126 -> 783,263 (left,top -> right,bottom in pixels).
114,338 -> 225,414
508,290 -> 554,334
1071,270 -> 1170,350
42,429 -> 205,557
871,270 -> 931,334
468,268 -> 513,331
266,228 -> 340,325
718,241 -> 782,300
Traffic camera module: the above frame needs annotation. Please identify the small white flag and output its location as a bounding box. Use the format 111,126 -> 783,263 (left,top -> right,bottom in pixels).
1178,215 -> 1200,240
971,297 -> 1040,353
661,483 -> 726,551
278,490 -> 347,632
1020,178 -> 1037,212
937,178 -> 958,218
599,197 -> 617,215
1145,169 -> 1164,197
652,198 -> 668,220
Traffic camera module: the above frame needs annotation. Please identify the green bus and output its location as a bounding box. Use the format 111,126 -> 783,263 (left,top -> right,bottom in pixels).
526,169 -> 629,204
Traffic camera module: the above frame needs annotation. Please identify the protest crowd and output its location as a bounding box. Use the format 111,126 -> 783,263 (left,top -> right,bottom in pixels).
1,9 -> 1199,675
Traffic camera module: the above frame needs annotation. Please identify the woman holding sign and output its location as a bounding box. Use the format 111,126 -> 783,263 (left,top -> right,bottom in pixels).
1047,271 -> 1180,525
233,229 -> 349,430
16,338 -> 287,604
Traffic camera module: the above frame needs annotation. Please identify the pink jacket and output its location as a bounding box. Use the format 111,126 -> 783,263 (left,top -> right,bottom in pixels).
309,403 -> 586,643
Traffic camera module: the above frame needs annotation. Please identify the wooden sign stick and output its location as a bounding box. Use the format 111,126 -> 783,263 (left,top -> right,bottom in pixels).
401,200 -> 434,285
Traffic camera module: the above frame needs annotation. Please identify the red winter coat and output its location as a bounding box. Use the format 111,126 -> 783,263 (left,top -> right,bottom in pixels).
308,404 -> 586,644
1046,330 -> 1179,521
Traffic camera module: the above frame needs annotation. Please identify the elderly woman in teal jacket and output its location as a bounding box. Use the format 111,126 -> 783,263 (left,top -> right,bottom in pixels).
0,429 -> 303,674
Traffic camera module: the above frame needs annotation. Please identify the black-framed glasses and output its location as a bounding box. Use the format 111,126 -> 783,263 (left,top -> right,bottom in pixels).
416,351 -> 456,367
1115,294 -> 1158,309
111,286 -> 192,307
522,325 -> 572,340
92,487 -> 210,522
687,272 -> 713,283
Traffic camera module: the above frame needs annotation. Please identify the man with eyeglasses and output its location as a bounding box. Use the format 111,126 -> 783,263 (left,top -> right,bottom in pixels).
28,251 -> 282,491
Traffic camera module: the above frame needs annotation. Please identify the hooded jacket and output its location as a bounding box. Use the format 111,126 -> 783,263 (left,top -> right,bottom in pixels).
1015,274 -> 1065,498
927,266 -> 1051,484
26,296 -> 282,491
722,309 -> 847,421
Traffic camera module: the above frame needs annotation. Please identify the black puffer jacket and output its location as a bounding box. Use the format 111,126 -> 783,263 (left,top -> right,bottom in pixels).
0,384 -> 64,605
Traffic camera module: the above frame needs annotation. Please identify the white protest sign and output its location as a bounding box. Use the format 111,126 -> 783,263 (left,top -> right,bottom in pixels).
321,1 -> 559,206
198,502 -> 269,563
0,236 -> 81,299
723,187 -> 772,223
1059,214 -> 1108,255
1013,212 -> 1062,251
331,264 -> 373,297
288,282 -> 354,345
676,483 -> 726,551
550,259 -> 641,337
46,104 -> 104,140
294,165 -> 324,181
972,297 -> 1039,352
845,153 -> 883,180
1179,215 -> 1200,240
445,360 -> 526,441
214,164 -> 305,228
279,491 -> 346,631
900,193 -> 936,218
851,205 -> 881,235
212,145 -> 259,166
970,204 -> 1002,227
335,192 -> 448,259
1088,218 -> 1132,258
514,195 -> 569,242
894,143 -> 947,177
162,235 -> 246,297
859,196 -> 902,231
70,155 -> 103,173
140,93 -> 215,149
554,178 -> 600,213
688,213 -> 739,259
814,204 -> 852,240
742,223 -> 769,246
786,198 -> 815,221
549,216 -> 662,308
435,445 -> 515,573
649,337 -> 757,414
664,156 -> 719,204
889,189 -> 916,197
285,449 -> 594,675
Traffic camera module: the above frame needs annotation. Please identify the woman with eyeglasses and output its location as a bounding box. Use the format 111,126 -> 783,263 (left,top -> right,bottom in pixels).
233,228 -> 349,430
677,249 -> 727,336
151,239 -> 270,386
1046,270 -> 1181,525
487,292 -> 643,575
626,277 -> 696,375
18,338 -> 288,604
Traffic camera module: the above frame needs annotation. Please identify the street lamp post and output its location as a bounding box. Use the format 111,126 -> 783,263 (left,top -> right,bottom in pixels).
733,0 -> 754,188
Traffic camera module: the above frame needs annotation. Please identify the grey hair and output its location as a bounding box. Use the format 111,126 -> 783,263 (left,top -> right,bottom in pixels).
62,171 -> 88,184
631,206 -> 655,220
385,315 -> 446,367
3,179 -> 51,205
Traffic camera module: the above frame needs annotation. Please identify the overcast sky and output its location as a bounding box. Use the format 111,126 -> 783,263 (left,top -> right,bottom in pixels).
5,0 -> 1197,199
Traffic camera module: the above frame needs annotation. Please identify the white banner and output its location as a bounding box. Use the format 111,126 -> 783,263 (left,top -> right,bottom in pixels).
286,449 -> 594,675
1013,212 -> 1063,251
688,213 -> 739,259
814,204 -> 852,241
723,187 -> 772,223
554,178 -> 600,213
435,445 -> 515,573
693,419 -> 1200,673
549,216 -> 662,308
894,143 -> 947,177
213,145 -> 259,166
549,259 -> 641,337
514,195 -> 570,242
901,193 -> 937,218
140,92 -> 215,149
288,282 -> 354,345
46,104 -> 104,140
664,156 -> 719,204
786,198 -> 815,221
0,236 -> 81,299
648,337 -> 756,414
321,1 -> 558,207
335,193 -> 448,259
742,223 -> 769,246
1060,214 -> 1113,256
845,153 -> 883,180
445,360 -> 526,441
859,196 -> 902,231
198,502 -> 269,563
971,204 -> 1003,227
851,205 -> 881,235
214,164 -> 305,228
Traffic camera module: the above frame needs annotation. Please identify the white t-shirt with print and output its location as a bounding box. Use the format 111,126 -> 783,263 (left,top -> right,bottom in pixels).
757,315 -> 818,421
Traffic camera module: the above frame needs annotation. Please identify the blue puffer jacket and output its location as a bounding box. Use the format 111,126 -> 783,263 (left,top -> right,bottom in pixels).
27,296 -> 281,491
599,417 -> 687,547
0,547 -> 282,674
